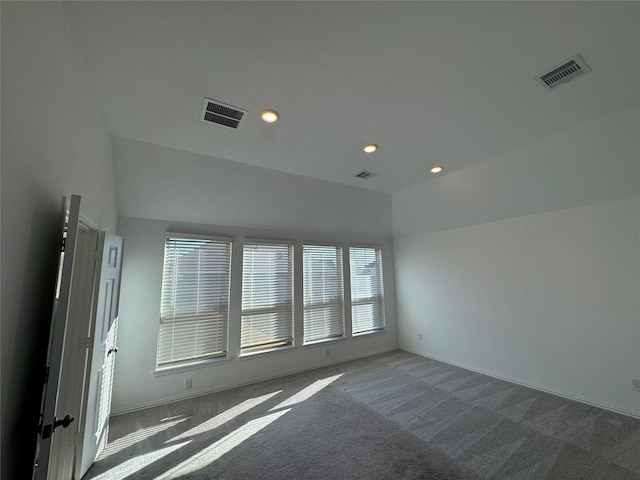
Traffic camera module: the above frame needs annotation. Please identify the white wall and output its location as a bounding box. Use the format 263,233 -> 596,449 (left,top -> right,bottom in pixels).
395,198 -> 640,416
111,139 -> 396,413
393,107 -> 639,237
113,136 -> 392,237
113,217 -> 397,414
1,3 -> 118,477
393,107 -> 640,417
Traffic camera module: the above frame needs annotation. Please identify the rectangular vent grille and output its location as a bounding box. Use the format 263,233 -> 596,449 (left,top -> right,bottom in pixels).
201,98 -> 247,129
354,170 -> 378,180
537,54 -> 591,91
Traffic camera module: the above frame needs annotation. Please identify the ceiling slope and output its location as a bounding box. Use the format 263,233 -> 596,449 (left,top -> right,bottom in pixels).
64,1 -> 640,193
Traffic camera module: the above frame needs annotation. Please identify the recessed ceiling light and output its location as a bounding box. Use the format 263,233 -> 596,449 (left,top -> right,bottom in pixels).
363,144 -> 378,153
430,165 -> 443,174
260,109 -> 279,123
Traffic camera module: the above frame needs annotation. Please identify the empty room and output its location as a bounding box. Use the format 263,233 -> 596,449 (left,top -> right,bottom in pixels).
1,1 -> 639,479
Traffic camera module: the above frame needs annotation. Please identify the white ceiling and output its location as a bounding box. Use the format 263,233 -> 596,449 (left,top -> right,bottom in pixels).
64,1 -> 639,194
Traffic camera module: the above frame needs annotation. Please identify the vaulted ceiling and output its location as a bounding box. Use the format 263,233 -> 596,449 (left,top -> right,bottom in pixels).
64,1 -> 639,194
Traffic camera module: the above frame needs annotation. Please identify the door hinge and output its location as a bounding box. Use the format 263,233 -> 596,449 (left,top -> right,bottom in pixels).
89,249 -> 103,263
43,367 -> 50,384
83,337 -> 91,349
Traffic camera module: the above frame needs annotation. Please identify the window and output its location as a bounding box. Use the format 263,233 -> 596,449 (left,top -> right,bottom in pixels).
241,241 -> 294,354
349,246 -> 385,334
157,235 -> 232,367
303,244 -> 345,343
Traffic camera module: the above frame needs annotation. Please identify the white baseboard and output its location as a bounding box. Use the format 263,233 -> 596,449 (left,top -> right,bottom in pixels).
400,346 -> 640,420
110,346 -> 397,416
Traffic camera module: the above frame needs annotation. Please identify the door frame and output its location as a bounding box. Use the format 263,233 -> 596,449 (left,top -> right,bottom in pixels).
33,195 -> 102,480
48,224 -> 100,479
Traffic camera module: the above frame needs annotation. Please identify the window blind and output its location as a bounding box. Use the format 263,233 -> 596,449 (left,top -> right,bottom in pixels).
241,242 -> 294,353
349,246 -> 385,334
303,244 -> 345,343
157,236 -> 231,366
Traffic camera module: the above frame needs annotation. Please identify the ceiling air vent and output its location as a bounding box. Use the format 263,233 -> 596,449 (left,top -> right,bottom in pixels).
536,54 -> 591,91
354,170 -> 378,180
201,98 -> 247,129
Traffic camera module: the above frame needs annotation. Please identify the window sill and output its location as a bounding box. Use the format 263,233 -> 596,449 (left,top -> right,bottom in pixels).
153,356 -> 231,376
239,345 -> 296,360
303,336 -> 347,347
352,328 -> 387,339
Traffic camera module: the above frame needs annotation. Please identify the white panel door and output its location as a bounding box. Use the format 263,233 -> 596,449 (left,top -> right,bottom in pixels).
76,233 -> 124,478
47,227 -> 100,480
33,195 -> 82,480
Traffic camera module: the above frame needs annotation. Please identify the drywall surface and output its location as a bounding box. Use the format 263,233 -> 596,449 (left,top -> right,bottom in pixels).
112,217 -> 397,413
111,135 -> 395,412
113,136 -> 392,238
1,3 -> 118,477
393,107 -> 639,238
394,197 -> 640,416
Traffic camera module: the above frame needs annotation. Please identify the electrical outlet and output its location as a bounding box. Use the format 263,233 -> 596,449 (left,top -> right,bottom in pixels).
632,378 -> 640,392
419,333 -> 423,341
184,377 -> 192,390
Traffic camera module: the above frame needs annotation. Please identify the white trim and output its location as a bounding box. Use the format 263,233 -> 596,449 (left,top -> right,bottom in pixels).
352,328 -> 388,339
165,231 -> 233,243
64,195 -> 100,231
302,243 -> 346,344
244,237 -> 296,246
349,242 -> 384,249
157,235 -> 233,366
302,240 -> 344,248
238,344 -> 296,359
401,347 -> 640,420
303,336 -> 347,347
110,347 -> 397,416
153,356 -> 231,376
240,241 -> 295,356
79,212 -> 99,231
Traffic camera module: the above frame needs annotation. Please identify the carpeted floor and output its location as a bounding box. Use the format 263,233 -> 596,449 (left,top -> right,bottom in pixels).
84,351 -> 640,479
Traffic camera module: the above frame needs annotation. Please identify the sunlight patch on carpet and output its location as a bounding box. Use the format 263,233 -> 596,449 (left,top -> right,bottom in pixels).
270,374 -> 344,411
92,441 -> 190,479
101,416 -> 190,458
169,390 -> 282,442
156,409 -> 291,478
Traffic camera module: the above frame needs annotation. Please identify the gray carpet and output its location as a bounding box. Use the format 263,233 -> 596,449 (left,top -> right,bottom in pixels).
84,351 -> 640,479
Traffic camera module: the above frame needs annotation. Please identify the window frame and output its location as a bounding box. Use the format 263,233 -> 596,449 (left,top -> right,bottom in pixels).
155,233 -> 233,370
240,239 -> 295,356
349,245 -> 386,336
302,242 -> 346,345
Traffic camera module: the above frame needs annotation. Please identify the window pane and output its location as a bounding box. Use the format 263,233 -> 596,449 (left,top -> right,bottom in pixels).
303,244 -> 344,343
349,246 -> 385,334
157,236 -> 231,366
241,242 -> 294,353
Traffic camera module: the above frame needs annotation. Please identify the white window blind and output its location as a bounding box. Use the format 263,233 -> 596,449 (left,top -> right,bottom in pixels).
349,246 -> 385,335
157,235 -> 231,367
241,242 -> 294,354
303,244 -> 345,343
